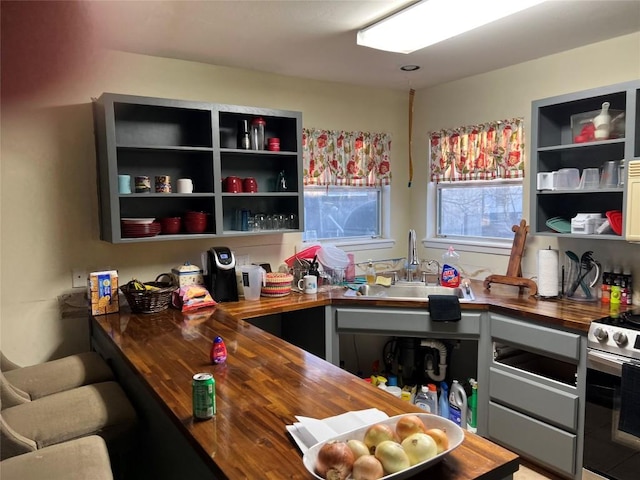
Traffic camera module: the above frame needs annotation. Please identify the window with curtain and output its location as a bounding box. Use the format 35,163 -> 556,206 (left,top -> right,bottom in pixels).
302,128 -> 391,241
428,118 -> 524,241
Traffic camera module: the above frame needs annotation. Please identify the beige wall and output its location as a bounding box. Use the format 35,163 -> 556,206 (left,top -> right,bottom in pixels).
2,26 -> 639,365
413,32 -> 640,287
0,49 -> 409,364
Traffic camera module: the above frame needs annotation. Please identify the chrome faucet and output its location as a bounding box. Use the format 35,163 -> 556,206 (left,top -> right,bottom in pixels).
406,229 -> 420,282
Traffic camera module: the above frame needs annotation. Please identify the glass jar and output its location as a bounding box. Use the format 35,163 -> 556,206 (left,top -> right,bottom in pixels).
250,117 -> 266,150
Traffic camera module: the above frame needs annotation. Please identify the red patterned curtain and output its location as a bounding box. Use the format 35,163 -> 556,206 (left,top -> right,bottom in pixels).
429,118 -> 525,182
302,128 -> 392,186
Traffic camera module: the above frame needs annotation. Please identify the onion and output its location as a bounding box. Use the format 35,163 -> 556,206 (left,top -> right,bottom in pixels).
347,439 -> 370,460
315,440 -> 355,480
352,454 -> 385,480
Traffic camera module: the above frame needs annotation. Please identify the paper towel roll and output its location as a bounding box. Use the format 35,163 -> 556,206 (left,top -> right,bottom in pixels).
537,249 -> 559,297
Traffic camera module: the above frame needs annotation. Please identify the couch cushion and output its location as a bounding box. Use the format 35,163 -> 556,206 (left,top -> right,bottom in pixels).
2,381 -> 136,448
4,352 -> 114,400
0,435 -> 113,480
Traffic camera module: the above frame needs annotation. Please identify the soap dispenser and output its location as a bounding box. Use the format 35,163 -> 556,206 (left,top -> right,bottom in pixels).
366,260 -> 376,285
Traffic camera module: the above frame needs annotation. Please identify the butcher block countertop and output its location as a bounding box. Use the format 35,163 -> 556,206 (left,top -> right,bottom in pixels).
91,280 -> 623,479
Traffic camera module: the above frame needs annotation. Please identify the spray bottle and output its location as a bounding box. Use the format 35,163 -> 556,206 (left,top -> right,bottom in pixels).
467,379 -> 478,433
448,380 -> 467,427
441,246 -> 461,287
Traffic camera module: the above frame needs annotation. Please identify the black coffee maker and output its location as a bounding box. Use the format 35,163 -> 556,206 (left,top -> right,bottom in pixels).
206,247 -> 238,302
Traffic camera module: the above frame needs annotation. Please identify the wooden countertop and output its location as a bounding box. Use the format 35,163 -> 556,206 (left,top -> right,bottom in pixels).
92,282 -> 534,480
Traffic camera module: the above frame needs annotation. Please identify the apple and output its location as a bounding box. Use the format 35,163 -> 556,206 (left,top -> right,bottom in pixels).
395,415 -> 427,441
363,423 -> 399,454
401,432 -> 438,465
425,428 -> 449,453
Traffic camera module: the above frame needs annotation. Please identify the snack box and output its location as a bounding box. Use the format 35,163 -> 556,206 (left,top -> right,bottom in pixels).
88,270 -> 119,315
171,262 -> 204,287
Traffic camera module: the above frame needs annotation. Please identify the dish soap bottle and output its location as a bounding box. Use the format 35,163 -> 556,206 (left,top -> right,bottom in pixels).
441,246 -> 461,287
366,260 -> 376,285
414,385 -> 437,414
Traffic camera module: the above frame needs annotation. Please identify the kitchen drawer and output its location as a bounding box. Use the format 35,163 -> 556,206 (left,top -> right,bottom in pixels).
489,367 -> 579,431
488,401 -> 577,476
335,308 -> 481,337
491,314 -> 581,361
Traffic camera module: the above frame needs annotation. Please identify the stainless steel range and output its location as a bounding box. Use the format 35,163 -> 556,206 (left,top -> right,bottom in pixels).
584,309 -> 640,480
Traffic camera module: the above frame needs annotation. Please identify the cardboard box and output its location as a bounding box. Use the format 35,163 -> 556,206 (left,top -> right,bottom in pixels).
89,270 -> 119,315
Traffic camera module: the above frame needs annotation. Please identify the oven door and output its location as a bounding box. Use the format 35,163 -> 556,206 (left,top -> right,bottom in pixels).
584,349 -> 640,480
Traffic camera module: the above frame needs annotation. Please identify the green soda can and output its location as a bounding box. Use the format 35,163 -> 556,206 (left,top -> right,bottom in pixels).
192,373 -> 215,420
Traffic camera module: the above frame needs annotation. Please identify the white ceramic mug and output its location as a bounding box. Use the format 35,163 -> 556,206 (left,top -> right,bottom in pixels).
177,178 -> 194,194
297,274 -> 317,294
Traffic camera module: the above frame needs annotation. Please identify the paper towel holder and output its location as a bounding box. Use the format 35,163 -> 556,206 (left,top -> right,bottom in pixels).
483,219 -> 538,296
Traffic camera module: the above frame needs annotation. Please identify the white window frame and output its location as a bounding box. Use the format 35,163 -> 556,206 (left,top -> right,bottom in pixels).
301,184 -> 394,252
424,179 -> 522,256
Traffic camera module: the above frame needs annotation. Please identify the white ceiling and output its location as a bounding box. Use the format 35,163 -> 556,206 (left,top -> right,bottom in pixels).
87,0 -> 640,91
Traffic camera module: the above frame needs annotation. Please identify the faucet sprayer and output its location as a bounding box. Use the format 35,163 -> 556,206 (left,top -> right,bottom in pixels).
407,229 -> 419,281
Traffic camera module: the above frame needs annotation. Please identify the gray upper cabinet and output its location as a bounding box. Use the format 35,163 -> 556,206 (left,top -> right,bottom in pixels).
530,80 -> 640,241
92,93 -> 303,243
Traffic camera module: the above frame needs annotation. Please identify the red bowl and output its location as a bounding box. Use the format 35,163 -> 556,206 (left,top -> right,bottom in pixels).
159,217 -> 182,234
184,223 -> 207,234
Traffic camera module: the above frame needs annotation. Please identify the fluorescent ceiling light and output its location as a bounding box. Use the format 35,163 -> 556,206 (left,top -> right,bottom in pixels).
357,0 -> 546,54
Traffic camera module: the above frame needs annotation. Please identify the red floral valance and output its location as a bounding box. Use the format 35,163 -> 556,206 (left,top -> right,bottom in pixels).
303,128 -> 392,186
429,118 -> 525,182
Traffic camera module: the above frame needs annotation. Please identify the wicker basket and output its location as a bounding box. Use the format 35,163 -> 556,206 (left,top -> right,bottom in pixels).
120,274 -> 177,313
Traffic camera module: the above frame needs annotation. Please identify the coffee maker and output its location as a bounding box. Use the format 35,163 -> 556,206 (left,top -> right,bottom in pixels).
206,247 -> 238,302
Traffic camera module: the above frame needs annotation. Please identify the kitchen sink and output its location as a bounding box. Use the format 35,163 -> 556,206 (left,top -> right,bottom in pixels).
345,282 -> 475,302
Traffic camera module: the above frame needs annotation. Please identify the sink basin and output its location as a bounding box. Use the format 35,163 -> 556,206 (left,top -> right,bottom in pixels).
346,283 -> 474,302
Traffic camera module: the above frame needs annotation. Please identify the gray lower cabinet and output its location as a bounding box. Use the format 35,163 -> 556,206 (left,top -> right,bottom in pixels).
488,313 -> 587,479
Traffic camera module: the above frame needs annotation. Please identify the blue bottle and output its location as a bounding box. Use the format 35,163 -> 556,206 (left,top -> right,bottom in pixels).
439,381 -> 450,419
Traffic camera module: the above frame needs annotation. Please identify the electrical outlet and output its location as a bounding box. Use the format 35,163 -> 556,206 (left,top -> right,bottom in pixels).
72,268 -> 87,288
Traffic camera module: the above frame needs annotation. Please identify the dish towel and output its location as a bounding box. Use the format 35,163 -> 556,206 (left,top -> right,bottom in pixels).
428,295 -> 461,322
619,362 -> 640,438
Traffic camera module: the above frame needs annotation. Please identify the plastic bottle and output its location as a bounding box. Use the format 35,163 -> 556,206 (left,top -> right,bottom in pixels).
210,336 -> 228,364
467,379 -> 478,433
441,246 -> 461,288
601,269 -> 611,304
448,380 -> 467,428
366,260 -> 376,285
250,117 -> 266,150
439,382 -> 450,420
414,385 -> 436,413
426,384 -> 439,416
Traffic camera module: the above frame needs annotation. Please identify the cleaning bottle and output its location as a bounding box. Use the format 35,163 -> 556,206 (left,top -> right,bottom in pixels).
448,380 -> 467,427
467,379 -> 478,433
366,260 -> 376,285
426,383 -> 439,416
414,385 -> 436,413
439,381 -> 450,420
441,246 -> 461,287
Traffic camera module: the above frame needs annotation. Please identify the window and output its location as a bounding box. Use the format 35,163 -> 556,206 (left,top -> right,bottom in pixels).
302,128 -> 392,244
303,186 -> 381,241
436,180 -> 523,240
428,118 -> 525,247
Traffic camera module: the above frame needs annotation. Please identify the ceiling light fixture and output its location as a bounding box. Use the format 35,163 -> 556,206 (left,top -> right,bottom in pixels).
357,0 -> 546,54
400,65 -> 420,71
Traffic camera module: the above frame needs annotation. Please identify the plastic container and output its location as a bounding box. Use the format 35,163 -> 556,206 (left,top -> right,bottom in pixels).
448,380 -> 467,428
439,382 -> 449,420
467,379 -> 478,433
441,246 -> 461,288
414,385 -> 437,414
240,265 -> 265,301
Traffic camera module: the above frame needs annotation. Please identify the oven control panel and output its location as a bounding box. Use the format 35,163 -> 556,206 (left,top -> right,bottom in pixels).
588,322 -> 640,360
